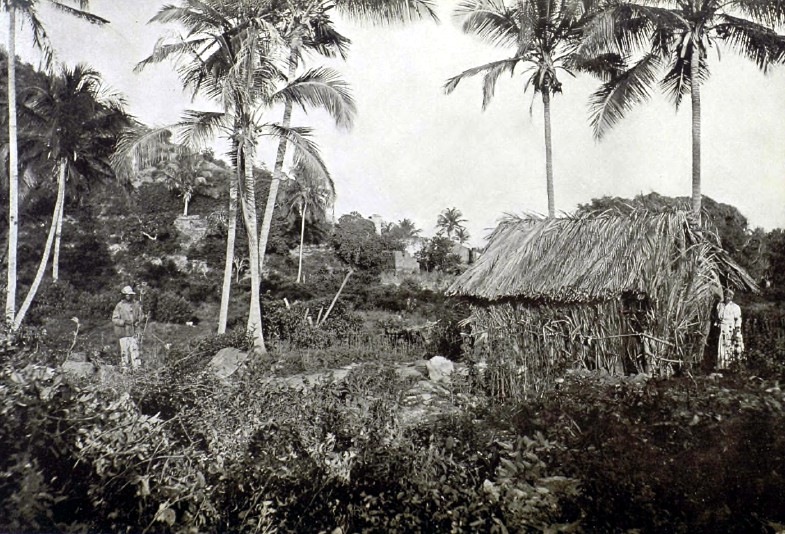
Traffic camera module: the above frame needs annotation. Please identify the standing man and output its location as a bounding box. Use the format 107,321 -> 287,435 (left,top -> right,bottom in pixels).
715,288 -> 744,370
112,285 -> 144,370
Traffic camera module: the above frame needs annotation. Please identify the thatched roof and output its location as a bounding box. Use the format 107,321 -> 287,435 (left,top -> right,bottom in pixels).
447,211 -> 757,303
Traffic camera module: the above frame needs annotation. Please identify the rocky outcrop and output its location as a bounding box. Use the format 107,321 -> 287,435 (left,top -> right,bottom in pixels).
174,215 -> 209,246
208,347 -> 250,379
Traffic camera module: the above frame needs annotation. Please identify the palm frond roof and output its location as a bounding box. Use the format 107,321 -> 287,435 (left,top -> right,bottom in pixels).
447,211 -> 757,302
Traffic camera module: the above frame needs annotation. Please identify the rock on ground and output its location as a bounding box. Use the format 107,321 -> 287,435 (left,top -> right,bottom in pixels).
208,347 -> 249,379
62,361 -> 96,378
426,356 -> 454,383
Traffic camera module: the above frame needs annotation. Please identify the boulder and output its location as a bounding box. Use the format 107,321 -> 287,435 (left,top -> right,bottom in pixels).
67,351 -> 87,362
97,365 -> 123,385
425,356 -> 454,383
62,361 -> 96,378
208,347 -> 249,379
395,364 -> 424,380
174,215 -> 209,246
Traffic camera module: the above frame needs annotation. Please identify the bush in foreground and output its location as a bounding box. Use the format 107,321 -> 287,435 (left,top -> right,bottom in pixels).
2,336 -> 784,532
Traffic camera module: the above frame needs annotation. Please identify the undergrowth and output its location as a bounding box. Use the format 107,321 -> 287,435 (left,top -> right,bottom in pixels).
1,313 -> 783,532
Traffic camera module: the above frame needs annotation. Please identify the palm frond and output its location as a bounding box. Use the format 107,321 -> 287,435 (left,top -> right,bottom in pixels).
337,0 -> 439,25
305,19 -> 352,60
590,53 -> 662,139
444,56 -> 520,109
22,6 -> 55,69
660,47 -> 710,108
177,109 -> 229,148
567,52 -> 627,81
47,1 -> 109,24
455,0 -> 520,48
134,34 -> 207,73
148,2 -> 224,30
715,15 -> 785,71
580,4 -> 683,57
290,158 -> 337,206
271,67 -> 356,130
111,125 -> 184,182
258,124 -> 331,191
730,0 -> 785,27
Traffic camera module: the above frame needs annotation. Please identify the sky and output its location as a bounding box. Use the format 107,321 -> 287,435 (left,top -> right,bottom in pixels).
2,0 -> 784,246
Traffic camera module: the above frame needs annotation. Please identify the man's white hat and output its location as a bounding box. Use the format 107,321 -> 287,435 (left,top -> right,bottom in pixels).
121,285 -> 135,295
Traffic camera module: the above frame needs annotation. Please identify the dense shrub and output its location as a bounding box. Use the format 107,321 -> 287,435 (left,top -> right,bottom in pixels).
4,346 -> 785,533
262,299 -> 362,349
153,327 -> 252,378
0,364 -> 218,533
744,305 -> 785,380
523,371 -> 785,533
144,290 -> 194,324
136,259 -> 186,289
78,290 -> 118,320
59,215 -> 116,291
28,281 -> 117,324
425,299 -> 471,360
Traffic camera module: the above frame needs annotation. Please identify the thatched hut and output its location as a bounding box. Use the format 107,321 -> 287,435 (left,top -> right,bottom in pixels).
447,211 -> 757,397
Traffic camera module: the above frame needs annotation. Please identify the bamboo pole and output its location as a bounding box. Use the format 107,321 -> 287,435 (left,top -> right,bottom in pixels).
319,269 -> 353,326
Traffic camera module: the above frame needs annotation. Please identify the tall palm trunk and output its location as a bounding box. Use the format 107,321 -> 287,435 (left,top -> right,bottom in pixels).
542,89 -> 555,218
13,163 -> 66,330
258,48 -> 298,274
239,144 -> 266,352
51,161 -> 67,281
217,164 -> 239,334
296,200 -> 308,283
690,45 -> 702,222
6,7 -> 18,324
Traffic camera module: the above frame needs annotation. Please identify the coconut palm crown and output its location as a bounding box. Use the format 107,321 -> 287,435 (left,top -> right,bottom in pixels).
583,0 -> 785,218
445,0 -> 615,218
437,207 -> 468,239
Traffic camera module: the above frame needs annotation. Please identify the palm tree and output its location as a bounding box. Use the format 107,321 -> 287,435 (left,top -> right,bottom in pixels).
136,0 -> 282,341
396,218 -> 421,239
256,0 -> 438,275
134,0 -> 287,345
154,151 -> 212,216
584,0 -> 785,219
20,65 -> 128,281
436,207 -> 467,239
454,226 -> 471,244
2,0 -> 108,325
285,161 -> 336,283
131,0 -> 350,349
445,0 -> 610,218
136,0 -> 354,344
12,65 -> 128,328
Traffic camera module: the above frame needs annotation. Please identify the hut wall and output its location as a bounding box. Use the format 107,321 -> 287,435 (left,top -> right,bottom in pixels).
469,290 -> 714,400
469,301 -> 630,399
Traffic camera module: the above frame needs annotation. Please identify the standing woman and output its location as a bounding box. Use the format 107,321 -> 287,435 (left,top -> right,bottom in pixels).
715,289 -> 744,370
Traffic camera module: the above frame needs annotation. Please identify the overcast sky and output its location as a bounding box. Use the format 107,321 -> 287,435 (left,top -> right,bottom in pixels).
4,0 -> 784,245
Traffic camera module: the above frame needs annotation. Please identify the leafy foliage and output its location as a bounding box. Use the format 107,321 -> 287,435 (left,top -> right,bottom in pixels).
3,311 -> 785,532
330,212 -> 391,272
415,235 -> 463,274
263,299 -> 362,349
145,290 -> 194,324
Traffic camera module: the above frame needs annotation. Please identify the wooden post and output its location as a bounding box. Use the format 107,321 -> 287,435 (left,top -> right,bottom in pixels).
319,269 -> 353,326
